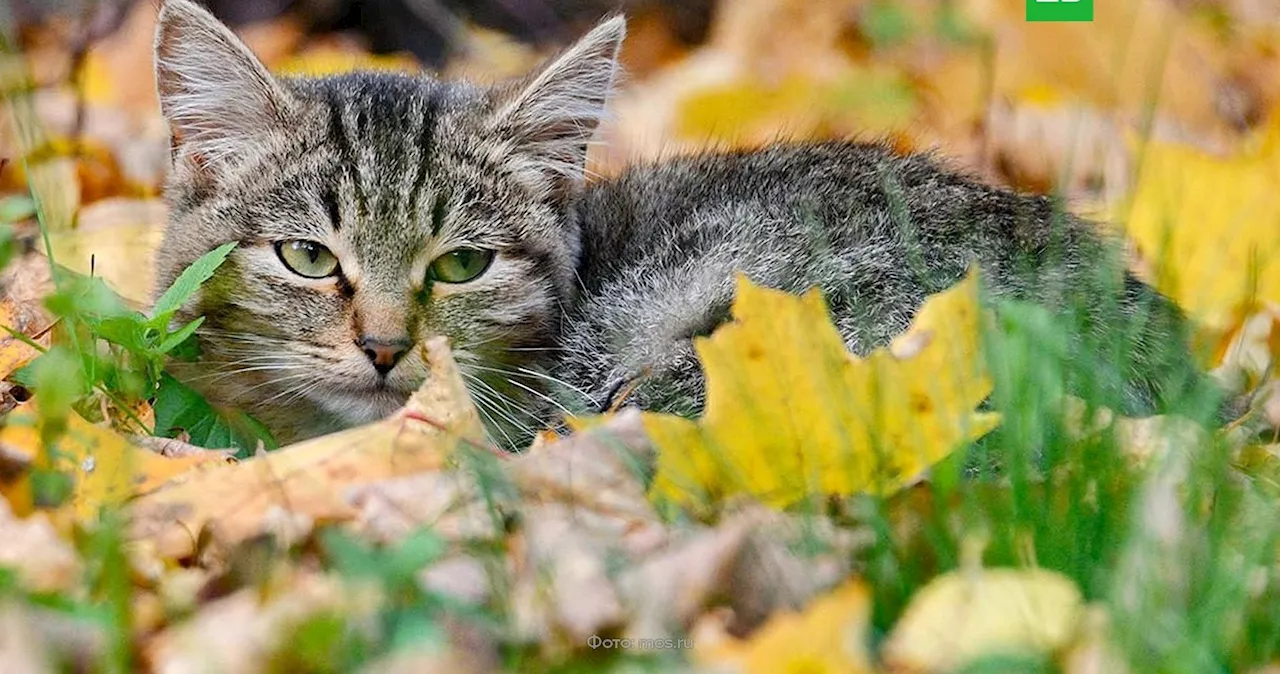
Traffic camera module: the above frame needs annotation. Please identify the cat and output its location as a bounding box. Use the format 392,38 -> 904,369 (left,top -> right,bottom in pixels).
152,0 -> 1208,449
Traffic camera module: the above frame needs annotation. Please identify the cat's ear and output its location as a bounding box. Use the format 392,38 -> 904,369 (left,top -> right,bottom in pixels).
488,16 -> 626,188
153,0 -> 296,175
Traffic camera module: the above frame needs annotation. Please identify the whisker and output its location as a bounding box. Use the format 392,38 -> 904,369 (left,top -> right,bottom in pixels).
460,373 -> 539,435
464,365 -> 573,417
469,390 -> 518,450
462,363 -> 594,404
184,363 -> 312,384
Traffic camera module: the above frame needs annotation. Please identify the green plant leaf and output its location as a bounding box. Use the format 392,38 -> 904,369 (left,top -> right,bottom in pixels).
389,531 -> 447,578
22,346 -> 89,423
0,223 -> 14,271
862,0 -> 914,49
150,242 -> 237,323
0,194 -> 35,223
153,373 -> 277,456
320,528 -> 383,579
45,273 -> 133,323
157,317 -> 203,355
92,315 -> 148,353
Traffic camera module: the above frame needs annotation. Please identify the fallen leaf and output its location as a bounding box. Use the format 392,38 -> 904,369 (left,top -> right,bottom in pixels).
644,270 -> 999,510
0,300 -> 45,380
145,569 -> 378,673
881,567 -> 1085,672
273,44 -> 419,78
1123,118 -> 1280,337
0,601 -> 107,673
128,337 -> 484,559
620,505 -> 863,643
1062,606 -> 1129,674
675,66 -> 919,150
508,504 -> 625,650
0,602 -> 56,674
1211,306 -> 1280,396
0,499 -> 80,593
692,579 -> 874,674
44,198 -> 167,306
0,404 -> 226,521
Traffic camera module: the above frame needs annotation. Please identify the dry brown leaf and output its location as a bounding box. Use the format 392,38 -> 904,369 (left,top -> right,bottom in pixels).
0,602 -> 56,674
0,499 -> 81,594
347,470 -> 502,545
1212,306 -> 1280,398
984,100 -> 1131,204
617,520 -> 751,642
81,2 -> 162,115
419,555 -> 494,607
509,409 -> 658,529
0,601 -> 107,673
0,299 -> 46,381
969,0 -> 1236,146
129,337 -> 484,559
146,569 -> 378,673
508,504 -> 626,652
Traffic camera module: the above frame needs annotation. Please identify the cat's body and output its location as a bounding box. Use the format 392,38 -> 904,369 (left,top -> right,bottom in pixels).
560,143 -> 1194,420
152,0 -> 1203,449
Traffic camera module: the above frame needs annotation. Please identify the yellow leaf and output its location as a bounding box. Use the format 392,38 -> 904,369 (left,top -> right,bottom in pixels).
694,580 -> 874,674
0,405 -> 226,522
645,270 -> 999,509
676,68 -> 918,149
273,48 -> 419,78
0,302 -> 43,380
1124,120 -> 1280,335
41,198 -> 167,306
882,568 -> 1085,672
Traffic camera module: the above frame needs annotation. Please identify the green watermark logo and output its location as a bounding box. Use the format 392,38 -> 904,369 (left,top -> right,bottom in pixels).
1027,0 -> 1093,22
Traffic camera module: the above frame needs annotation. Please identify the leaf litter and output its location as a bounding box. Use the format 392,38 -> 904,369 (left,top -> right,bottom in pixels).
1,0 -> 1280,672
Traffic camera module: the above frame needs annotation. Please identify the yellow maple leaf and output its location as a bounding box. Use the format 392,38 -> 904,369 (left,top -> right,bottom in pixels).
881,567 -> 1086,672
1123,119 -> 1280,336
694,580 -> 874,674
644,270 -> 999,509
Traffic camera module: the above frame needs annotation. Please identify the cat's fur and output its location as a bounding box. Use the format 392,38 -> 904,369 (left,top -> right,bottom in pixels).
153,0 -> 1205,448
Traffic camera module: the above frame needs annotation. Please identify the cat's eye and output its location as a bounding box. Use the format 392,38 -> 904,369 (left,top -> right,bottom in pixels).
276,240 -> 339,278
428,248 -> 495,284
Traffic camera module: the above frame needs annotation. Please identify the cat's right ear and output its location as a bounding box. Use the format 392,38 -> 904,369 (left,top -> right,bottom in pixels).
153,0 -> 295,176
487,16 -> 626,193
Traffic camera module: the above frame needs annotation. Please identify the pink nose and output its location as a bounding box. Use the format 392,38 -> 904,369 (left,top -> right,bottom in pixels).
357,336 -> 410,375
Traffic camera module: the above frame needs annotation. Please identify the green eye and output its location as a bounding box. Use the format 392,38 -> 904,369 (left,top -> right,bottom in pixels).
276,240 -> 339,278
428,248 -> 495,284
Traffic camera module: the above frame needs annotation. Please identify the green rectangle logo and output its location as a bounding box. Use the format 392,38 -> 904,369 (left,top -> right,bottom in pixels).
1026,0 -> 1093,21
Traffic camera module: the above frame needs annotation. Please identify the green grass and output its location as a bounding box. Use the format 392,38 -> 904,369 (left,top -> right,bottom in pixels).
3,5 -> 1279,673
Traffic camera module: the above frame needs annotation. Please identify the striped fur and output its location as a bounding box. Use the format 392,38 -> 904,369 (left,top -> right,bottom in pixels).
153,1 -> 1207,448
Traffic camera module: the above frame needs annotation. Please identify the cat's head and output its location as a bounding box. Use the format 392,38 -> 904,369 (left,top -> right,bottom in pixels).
151,0 -> 624,446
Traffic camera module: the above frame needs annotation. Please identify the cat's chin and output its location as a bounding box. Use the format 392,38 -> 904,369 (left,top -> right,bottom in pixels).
312,387 -> 412,427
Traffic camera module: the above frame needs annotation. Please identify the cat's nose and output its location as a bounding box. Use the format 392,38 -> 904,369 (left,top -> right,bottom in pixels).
357,336 -> 411,375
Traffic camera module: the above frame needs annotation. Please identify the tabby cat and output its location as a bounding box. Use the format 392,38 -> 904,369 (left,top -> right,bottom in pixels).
153,0 -> 1206,449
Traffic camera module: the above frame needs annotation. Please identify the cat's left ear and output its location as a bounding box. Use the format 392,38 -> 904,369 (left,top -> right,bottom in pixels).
154,0 -> 298,177
488,16 -> 625,190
